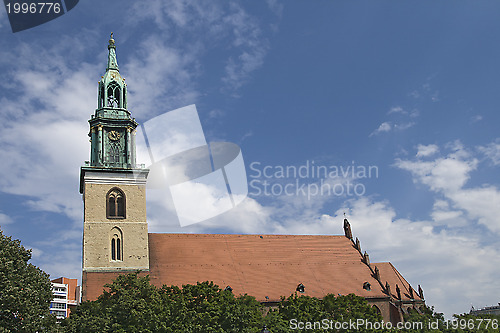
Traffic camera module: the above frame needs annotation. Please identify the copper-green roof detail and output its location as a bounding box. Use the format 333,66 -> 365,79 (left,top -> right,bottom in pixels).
106,33 -> 119,71
83,34 -> 140,170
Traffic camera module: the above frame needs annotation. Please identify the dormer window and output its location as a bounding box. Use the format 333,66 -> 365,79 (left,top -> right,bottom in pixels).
107,188 -> 125,219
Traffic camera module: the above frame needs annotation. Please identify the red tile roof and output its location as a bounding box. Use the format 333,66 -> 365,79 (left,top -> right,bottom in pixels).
84,234 -> 419,304
147,234 -> 389,302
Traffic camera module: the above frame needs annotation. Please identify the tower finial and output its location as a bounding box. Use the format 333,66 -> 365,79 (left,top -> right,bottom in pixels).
106,32 -> 119,71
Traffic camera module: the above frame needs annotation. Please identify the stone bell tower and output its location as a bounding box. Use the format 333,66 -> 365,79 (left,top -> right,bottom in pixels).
79,34 -> 149,300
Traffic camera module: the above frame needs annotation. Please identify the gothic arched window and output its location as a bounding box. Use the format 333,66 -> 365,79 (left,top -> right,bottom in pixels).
110,227 -> 123,261
122,85 -> 127,108
107,188 -> 125,219
99,83 -> 105,108
107,81 -> 121,108
108,143 -> 120,164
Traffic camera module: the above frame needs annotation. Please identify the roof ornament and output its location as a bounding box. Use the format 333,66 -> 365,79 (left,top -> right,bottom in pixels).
396,284 -> 401,300
374,266 -> 380,281
385,281 -> 391,295
109,32 -> 115,46
343,216 -> 353,240
418,285 -> 424,299
363,251 -> 370,266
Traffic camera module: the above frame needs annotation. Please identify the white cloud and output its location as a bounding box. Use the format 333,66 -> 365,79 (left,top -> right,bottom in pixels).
394,122 -> 415,131
0,212 -> 13,226
396,141 -> 500,234
370,122 -> 391,136
416,144 -> 439,158
395,150 -> 476,192
0,39 -> 96,222
126,37 -> 200,119
431,200 -> 467,227
478,141 -> 500,165
334,198 -> 500,318
388,106 -> 406,114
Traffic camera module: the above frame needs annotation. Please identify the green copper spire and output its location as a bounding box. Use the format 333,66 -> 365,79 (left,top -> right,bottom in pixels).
86,34 -> 138,169
106,32 -> 119,71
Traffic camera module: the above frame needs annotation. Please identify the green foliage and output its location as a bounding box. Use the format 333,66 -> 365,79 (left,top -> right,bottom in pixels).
0,228 -> 56,332
67,273 -> 483,333
403,305 -> 447,332
264,293 -> 385,333
61,273 -> 264,333
404,306 -> 500,332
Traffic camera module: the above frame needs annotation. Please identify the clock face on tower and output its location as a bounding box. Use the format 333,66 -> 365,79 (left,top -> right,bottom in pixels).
108,130 -> 121,141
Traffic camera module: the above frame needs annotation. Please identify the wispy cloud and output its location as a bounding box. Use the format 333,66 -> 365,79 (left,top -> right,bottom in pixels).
387,106 -> 406,115
126,37 -> 201,120
221,3 -> 269,91
478,140 -> 500,166
130,0 -> 274,94
0,212 -> 13,226
416,144 -> 439,158
471,115 -> 483,123
370,121 -> 391,136
371,105 -> 419,137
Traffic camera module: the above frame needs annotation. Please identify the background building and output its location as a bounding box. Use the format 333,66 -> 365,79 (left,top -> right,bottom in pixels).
50,277 -> 81,319
470,303 -> 500,316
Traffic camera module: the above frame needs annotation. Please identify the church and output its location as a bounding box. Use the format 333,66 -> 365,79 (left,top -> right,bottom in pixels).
80,35 -> 425,324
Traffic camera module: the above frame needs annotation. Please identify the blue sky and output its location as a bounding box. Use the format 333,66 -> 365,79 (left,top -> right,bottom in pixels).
1,0 -> 500,317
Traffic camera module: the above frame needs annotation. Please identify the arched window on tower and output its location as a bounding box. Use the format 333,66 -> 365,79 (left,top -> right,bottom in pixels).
107,81 -> 121,108
110,227 -> 123,261
122,85 -> 127,108
99,83 -> 105,108
107,188 -> 125,219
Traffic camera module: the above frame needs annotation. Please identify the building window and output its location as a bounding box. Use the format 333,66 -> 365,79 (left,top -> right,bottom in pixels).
50,302 -> 67,310
107,81 -> 121,108
107,188 -> 125,219
110,227 -> 123,261
108,142 -> 120,165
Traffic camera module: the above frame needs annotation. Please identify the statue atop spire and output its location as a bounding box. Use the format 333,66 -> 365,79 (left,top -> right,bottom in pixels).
107,32 -> 119,71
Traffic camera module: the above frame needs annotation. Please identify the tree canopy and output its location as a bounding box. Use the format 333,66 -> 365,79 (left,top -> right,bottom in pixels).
0,228 -> 55,332
62,272 -> 390,333
61,273 -> 264,333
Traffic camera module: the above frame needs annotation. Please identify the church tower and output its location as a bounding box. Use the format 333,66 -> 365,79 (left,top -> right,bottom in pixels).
79,34 -> 149,299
